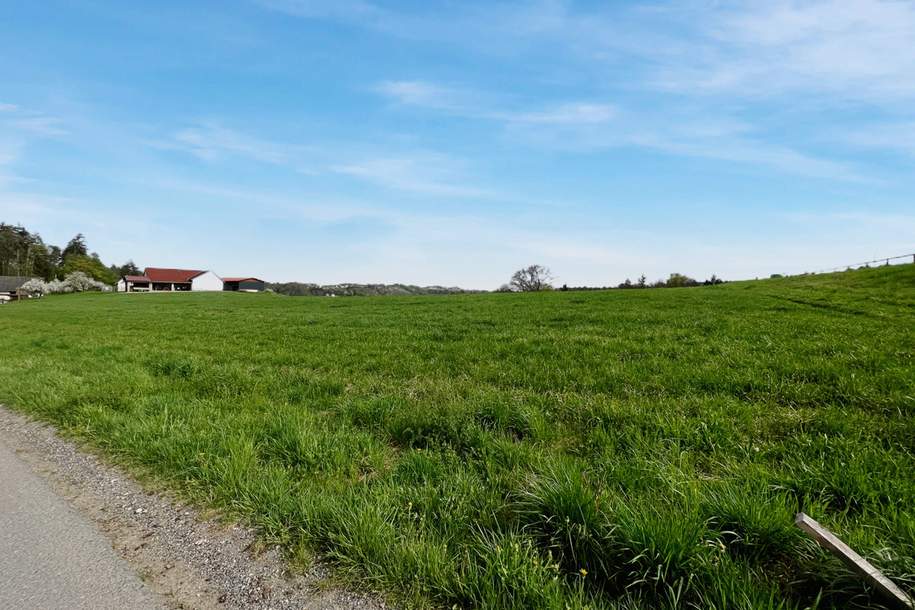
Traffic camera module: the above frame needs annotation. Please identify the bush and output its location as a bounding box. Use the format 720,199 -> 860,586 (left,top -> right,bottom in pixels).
18,272 -> 111,295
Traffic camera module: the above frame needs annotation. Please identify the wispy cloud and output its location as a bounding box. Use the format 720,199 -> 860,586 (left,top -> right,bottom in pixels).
256,0 -> 382,22
654,1 -> 915,103
844,122 -> 915,158
629,132 -> 865,183
375,80 -> 470,111
783,209 -> 915,235
332,154 -> 494,198
505,102 -> 616,125
256,0 -> 542,46
268,1 -> 915,106
9,116 -> 68,137
267,0 -> 915,183
377,79 -> 861,181
145,116 -> 512,199
159,122 -> 301,165
377,79 -> 616,126
0,104 -> 68,137
0,140 -> 18,167
0,106 -> 69,190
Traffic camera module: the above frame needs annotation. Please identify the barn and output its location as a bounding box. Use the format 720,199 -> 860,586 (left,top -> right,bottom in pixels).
222,277 -> 266,292
117,268 -> 224,292
0,276 -> 38,302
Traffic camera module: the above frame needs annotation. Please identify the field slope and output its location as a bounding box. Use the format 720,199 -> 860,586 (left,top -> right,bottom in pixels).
1,265 -> 913,609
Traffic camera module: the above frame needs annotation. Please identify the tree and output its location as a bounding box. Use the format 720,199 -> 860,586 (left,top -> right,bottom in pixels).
637,274 -> 647,288
60,254 -> 117,285
110,260 -> 141,277
48,245 -> 62,269
665,273 -> 699,287
61,233 -> 88,260
0,223 -> 133,283
0,223 -> 58,279
29,240 -> 56,280
509,265 -> 554,292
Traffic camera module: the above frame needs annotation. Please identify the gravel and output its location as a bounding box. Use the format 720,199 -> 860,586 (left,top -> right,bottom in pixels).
0,405 -> 388,610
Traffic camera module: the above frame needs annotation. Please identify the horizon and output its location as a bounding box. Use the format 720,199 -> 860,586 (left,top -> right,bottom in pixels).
3,1 -> 915,290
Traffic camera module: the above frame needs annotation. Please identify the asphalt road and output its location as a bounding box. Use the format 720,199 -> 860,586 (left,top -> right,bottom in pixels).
0,436 -> 165,610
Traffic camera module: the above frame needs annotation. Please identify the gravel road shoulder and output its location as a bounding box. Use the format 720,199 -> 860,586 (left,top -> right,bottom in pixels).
0,405 -> 387,610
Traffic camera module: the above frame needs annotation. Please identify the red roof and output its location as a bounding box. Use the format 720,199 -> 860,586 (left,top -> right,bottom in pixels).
222,277 -> 263,283
124,275 -> 150,282
144,267 -> 206,283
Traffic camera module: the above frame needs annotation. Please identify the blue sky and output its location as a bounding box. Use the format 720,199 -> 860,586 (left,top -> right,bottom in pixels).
2,0 -> 914,288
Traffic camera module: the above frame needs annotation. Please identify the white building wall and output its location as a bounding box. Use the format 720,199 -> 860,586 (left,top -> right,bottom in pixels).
116,279 -> 126,292
192,271 -> 223,292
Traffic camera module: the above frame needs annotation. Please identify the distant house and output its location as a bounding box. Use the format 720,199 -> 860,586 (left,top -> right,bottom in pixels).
117,267 -> 223,292
222,277 -> 266,292
0,276 -> 38,302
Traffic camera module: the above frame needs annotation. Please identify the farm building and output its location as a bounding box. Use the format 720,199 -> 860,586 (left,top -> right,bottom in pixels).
117,274 -> 152,292
117,267 -> 223,292
222,277 -> 266,292
0,276 -> 38,302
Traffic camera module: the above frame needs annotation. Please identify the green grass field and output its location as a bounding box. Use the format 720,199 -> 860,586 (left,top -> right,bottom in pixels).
2,265 -> 914,609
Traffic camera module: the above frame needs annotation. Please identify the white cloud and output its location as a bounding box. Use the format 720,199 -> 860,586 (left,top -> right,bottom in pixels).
150,119 -> 503,199
0,104 -> 68,137
165,122 -> 296,165
373,80 -> 485,114
0,111 -> 68,188
0,140 -> 18,167
332,155 -> 493,198
377,79 -> 616,126
376,80 -> 452,107
783,209 -> 915,236
256,0 -> 550,46
269,0 -> 915,105
270,0 -> 915,184
503,102 -> 616,125
844,122 -> 915,157
256,0 -> 381,22
9,116 -> 68,137
628,132 -> 865,183
658,0 -> 915,102
377,80 -> 861,181
136,175 -> 391,224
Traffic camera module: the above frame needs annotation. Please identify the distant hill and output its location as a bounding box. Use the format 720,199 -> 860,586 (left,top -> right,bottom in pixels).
268,282 -> 478,297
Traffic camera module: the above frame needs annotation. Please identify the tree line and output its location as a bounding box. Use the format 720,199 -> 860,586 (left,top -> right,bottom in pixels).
501,265 -> 724,292
270,282 -> 473,297
615,272 -> 724,289
0,223 -> 139,285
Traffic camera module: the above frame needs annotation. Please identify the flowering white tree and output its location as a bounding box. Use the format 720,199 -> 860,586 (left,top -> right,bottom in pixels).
48,279 -> 72,293
18,278 -> 48,296
64,271 -> 109,292
16,272 -> 110,296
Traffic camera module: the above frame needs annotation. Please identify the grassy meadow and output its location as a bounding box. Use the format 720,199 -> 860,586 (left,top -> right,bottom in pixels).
1,265 -> 914,609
